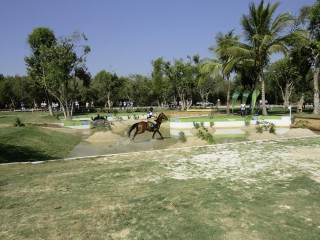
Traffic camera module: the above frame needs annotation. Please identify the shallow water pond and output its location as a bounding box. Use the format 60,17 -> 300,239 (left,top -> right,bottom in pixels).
67,128 -> 178,158
68,126 -> 319,158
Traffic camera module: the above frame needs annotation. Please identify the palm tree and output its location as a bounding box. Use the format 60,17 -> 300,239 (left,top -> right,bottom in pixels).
238,0 -> 304,115
201,30 -> 241,114
304,0 -> 320,114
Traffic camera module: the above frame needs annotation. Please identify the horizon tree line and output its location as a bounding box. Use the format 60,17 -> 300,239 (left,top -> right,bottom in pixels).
0,0 -> 319,117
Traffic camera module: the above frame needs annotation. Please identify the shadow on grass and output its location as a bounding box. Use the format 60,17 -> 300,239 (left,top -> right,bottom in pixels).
0,142 -> 54,164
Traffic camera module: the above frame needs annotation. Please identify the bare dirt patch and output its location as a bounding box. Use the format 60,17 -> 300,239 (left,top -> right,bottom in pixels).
168,136 -> 208,149
85,131 -> 125,142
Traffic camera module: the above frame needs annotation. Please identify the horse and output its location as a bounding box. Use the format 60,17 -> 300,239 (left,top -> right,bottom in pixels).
128,112 -> 169,140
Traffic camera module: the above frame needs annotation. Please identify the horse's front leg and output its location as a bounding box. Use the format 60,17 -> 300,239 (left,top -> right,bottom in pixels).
152,131 -> 156,139
153,130 -> 164,139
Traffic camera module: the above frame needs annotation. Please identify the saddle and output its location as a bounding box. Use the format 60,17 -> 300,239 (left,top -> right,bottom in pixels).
148,121 -> 158,129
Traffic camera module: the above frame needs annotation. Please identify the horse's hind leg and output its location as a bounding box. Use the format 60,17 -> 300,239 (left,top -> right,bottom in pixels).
132,130 -> 138,140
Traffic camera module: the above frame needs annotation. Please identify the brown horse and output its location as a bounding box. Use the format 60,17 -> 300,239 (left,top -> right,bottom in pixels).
128,112 -> 169,140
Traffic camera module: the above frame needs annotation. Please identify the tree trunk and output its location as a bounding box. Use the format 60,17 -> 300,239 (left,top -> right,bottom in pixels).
260,73 -> 267,116
198,89 -> 205,106
65,101 -> 72,121
186,98 -> 192,110
45,90 -> 53,116
107,92 -> 111,109
283,82 -> 293,108
297,94 -> 304,113
198,89 -> 209,108
10,98 -> 15,111
61,104 -> 67,119
178,92 -> 185,110
313,67 -> 320,114
226,79 -> 231,114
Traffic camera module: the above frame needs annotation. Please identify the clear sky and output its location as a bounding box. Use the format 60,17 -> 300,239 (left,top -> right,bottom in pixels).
0,0 -> 316,78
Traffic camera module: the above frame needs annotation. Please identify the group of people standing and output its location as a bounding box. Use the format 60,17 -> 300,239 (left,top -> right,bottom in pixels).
118,101 -> 133,110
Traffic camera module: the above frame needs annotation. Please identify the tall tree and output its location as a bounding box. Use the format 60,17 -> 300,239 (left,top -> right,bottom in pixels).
266,57 -> 300,108
0,75 -> 32,110
25,27 -> 56,115
164,58 -> 197,110
202,30 -> 240,114
196,71 -> 219,107
128,74 -> 153,107
303,0 -> 320,114
238,0 -> 305,115
151,58 -> 167,107
92,70 -> 121,109
26,29 -> 90,119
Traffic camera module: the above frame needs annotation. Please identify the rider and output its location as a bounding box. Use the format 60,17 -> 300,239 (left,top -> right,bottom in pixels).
147,107 -> 155,120
147,107 -> 157,128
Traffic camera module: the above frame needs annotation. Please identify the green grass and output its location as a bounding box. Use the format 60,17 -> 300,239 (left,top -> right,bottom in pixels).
1,137 -> 320,239
0,112 -> 81,163
63,121 -> 91,126
170,116 -> 282,122
0,126 -> 81,163
0,111 -> 60,125
72,112 -> 147,119
213,134 -> 246,138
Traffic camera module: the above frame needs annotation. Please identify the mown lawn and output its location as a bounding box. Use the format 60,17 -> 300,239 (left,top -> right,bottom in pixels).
1,137 -> 320,239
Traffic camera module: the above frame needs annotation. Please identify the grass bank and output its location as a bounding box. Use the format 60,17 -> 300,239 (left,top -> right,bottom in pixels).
1,136 -> 320,239
0,126 -> 81,163
0,112 -> 81,163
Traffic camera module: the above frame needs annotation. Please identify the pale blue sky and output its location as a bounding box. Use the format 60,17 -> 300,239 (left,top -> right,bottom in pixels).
0,0 -> 315,77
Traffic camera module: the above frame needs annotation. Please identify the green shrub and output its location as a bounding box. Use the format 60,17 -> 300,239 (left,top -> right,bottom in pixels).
205,132 -> 215,144
210,121 -> 215,128
179,131 -> 187,143
196,129 -> 205,138
294,119 -> 309,128
93,121 -> 112,132
91,114 -> 106,121
53,111 -> 63,119
244,118 -> 250,126
135,107 -> 148,112
256,120 -> 277,134
256,125 -> 263,134
196,128 -> 215,144
269,123 -> 276,134
208,110 -> 215,119
13,117 -> 25,127
193,122 -> 200,129
263,123 -> 270,131
113,109 -> 119,115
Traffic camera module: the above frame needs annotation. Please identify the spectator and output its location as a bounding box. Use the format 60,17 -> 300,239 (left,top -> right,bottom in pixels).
20,102 -> 25,111
240,103 -> 246,117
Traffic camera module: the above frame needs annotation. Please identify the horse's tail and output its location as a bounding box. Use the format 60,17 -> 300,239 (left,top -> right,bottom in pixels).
128,123 -> 138,137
